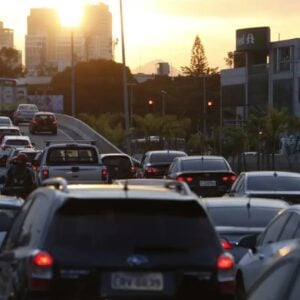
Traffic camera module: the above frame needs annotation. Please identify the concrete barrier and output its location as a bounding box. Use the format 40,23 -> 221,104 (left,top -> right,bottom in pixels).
55,113 -> 122,154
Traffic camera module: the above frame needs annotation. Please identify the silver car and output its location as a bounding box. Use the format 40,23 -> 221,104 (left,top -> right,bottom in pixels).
13,104 -> 38,125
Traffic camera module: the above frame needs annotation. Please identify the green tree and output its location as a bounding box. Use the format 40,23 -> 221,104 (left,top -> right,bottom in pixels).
181,35 -> 217,76
0,47 -> 23,77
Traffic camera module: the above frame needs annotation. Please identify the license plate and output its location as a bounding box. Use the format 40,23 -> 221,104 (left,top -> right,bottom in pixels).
111,272 -> 163,291
199,180 -> 216,187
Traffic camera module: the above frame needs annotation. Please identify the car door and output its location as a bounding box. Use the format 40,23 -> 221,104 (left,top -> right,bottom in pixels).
239,211 -> 291,291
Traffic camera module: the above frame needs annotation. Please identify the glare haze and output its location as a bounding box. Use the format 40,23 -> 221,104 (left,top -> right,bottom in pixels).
1,0 -> 300,72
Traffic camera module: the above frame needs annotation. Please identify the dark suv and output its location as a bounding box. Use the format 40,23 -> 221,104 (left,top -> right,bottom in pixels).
0,178 -> 235,300
29,112 -> 58,135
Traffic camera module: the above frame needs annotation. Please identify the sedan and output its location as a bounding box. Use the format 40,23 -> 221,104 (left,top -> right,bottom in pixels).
202,197 -> 289,262
166,155 -> 236,197
236,205 -> 300,299
228,171 -> 300,204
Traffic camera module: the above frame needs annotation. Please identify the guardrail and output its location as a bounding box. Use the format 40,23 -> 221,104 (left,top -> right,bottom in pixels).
55,113 -> 122,154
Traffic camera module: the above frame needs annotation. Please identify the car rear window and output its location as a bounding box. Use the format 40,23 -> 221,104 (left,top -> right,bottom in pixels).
46,147 -> 98,164
0,207 -> 20,231
150,152 -> 186,163
47,200 -> 220,263
19,105 -> 38,111
6,140 -> 29,146
207,207 -> 282,228
0,119 -> 11,125
181,159 -> 229,171
0,129 -> 20,136
247,175 -> 300,191
102,156 -> 131,169
36,115 -> 54,121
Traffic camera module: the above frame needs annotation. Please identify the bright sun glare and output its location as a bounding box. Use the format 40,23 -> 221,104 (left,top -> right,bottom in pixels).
57,3 -> 83,27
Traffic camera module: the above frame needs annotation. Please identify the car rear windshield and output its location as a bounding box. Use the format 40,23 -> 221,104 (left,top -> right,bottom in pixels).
0,119 -> 11,125
102,156 -> 132,169
150,152 -> 186,163
46,147 -> 98,165
207,207 -> 282,228
247,175 -> 300,191
0,129 -> 20,136
6,140 -> 29,146
19,105 -> 38,111
36,115 -> 54,121
181,159 -> 229,171
47,200 -> 220,263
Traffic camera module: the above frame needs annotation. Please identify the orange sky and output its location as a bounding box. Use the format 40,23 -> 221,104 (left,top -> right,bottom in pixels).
1,0 -> 300,73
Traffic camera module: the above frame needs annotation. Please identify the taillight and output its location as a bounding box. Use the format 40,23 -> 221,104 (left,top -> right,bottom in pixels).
102,168 -> 108,181
41,169 -> 49,179
230,175 -> 237,182
52,120 -> 58,125
29,251 -> 53,291
145,167 -> 159,174
222,175 -> 237,182
221,239 -> 233,250
131,166 -> 136,173
33,252 -> 53,267
222,176 -> 229,182
176,176 -> 193,183
217,253 -> 234,270
32,120 -> 37,125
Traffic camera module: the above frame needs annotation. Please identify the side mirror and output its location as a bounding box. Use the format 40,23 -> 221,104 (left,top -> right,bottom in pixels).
238,234 -> 257,251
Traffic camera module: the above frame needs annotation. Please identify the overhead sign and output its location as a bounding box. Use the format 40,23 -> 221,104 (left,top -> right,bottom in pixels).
236,27 -> 270,52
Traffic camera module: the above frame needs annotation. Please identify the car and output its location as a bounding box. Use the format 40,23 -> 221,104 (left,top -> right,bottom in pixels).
0,135 -> 33,150
202,197 -> 289,262
0,116 -> 13,126
5,147 -> 42,169
228,171 -> 300,204
13,103 -> 38,125
33,141 -> 108,185
166,155 -> 236,197
139,150 -> 188,178
0,177 -> 235,300
100,153 -> 137,182
29,111 -> 58,135
246,240 -> 300,300
235,205 -> 300,299
0,195 -> 23,247
0,126 -> 22,144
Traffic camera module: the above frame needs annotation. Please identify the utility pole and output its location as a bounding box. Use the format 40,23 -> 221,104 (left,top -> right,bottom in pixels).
71,29 -> 76,117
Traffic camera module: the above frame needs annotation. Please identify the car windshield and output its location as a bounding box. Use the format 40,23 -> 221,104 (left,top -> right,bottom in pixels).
0,129 -> 20,136
247,175 -> 300,191
0,118 -> 11,125
207,206 -> 282,228
36,115 -> 54,121
181,159 -> 229,171
19,105 -> 37,111
6,140 -> 29,146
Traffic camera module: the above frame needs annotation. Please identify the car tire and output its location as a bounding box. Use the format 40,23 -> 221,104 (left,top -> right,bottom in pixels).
235,275 -> 246,300
52,129 -> 57,135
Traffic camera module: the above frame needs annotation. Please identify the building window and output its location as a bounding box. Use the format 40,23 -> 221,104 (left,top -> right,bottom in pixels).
274,46 -> 293,73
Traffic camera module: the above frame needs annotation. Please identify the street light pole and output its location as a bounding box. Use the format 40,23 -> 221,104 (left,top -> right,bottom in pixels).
120,0 -> 131,154
161,90 -> 167,116
202,75 -> 207,138
71,29 -> 76,117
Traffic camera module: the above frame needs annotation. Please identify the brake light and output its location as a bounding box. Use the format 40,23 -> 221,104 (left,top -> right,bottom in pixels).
221,239 -> 233,250
230,175 -> 237,182
41,169 -> 49,179
146,167 -> 159,174
32,120 -> 37,125
33,252 -> 53,267
102,168 -> 108,181
52,120 -> 58,125
222,176 -> 229,182
177,176 -> 193,183
131,166 -> 136,173
217,254 -> 234,270
29,251 -> 53,291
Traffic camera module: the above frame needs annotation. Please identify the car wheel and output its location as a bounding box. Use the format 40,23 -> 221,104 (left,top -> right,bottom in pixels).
235,275 -> 246,300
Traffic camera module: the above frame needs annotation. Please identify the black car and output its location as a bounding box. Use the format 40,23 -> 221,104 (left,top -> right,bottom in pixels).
166,155 -> 236,197
29,112 -> 58,135
203,197 -> 289,262
140,150 -> 187,178
0,177 -> 235,300
228,171 -> 300,204
100,153 -> 137,182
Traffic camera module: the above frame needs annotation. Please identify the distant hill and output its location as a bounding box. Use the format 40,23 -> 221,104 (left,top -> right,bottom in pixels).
131,59 -> 181,76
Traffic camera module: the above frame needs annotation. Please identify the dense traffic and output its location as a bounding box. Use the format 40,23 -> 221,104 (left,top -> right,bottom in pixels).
0,106 -> 299,299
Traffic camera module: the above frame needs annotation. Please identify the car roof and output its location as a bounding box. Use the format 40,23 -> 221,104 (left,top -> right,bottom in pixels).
0,117 -> 11,120
202,196 -> 290,209
0,126 -> 19,130
34,111 -> 55,116
146,150 -> 187,155
3,135 -> 30,140
46,142 -> 97,148
178,155 -> 226,161
101,153 -> 130,158
242,171 -> 300,177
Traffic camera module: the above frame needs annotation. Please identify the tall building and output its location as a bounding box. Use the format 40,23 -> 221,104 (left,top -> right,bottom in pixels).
0,21 -> 13,49
25,3 -> 112,74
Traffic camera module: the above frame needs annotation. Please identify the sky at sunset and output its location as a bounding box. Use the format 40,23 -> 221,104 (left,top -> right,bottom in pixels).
1,0 -> 300,74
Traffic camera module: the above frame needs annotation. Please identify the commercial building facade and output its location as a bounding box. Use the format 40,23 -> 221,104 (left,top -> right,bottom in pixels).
221,27 -> 300,124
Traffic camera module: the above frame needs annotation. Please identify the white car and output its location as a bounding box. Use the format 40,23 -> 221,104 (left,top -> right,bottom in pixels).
0,116 -> 13,126
0,135 -> 33,150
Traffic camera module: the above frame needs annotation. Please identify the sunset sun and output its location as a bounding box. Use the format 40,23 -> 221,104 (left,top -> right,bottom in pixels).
56,3 -> 83,27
